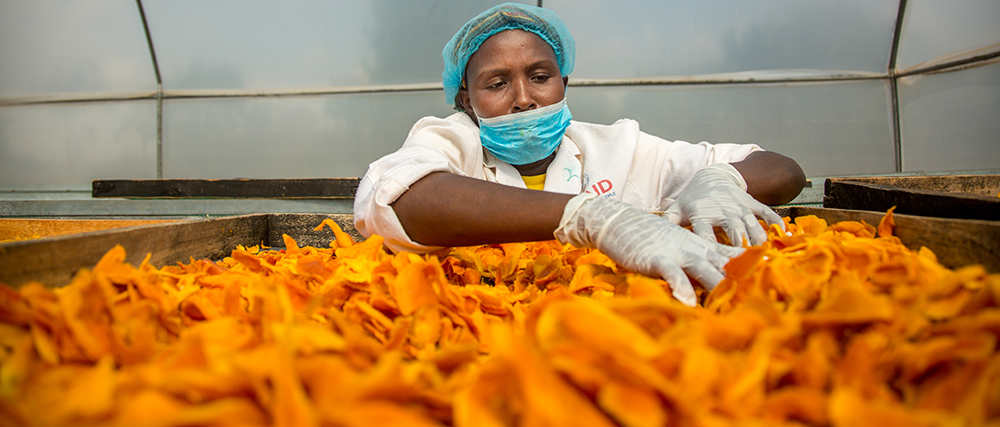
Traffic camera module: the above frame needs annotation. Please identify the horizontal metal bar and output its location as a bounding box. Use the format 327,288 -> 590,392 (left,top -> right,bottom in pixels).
0,91 -> 158,106
895,49 -> 1000,78
568,71 -> 886,87
0,83 -> 445,106
0,75 -> 880,106
1,51 -> 995,107
162,82 -> 445,100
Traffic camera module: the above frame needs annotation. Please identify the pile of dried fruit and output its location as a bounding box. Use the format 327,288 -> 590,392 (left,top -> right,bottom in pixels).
0,213 -> 998,427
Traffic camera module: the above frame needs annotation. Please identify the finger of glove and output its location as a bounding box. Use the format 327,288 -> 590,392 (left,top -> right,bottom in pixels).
741,208 -> 769,246
655,260 -> 697,306
700,240 -> 741,272
749,201 -> 786,231
727,189 -> 783,230
691,219 -> 719,244
722,213 -> 749,248
711,240 -> 746,259
678,255 -> 726,291
663,204 -> 685,225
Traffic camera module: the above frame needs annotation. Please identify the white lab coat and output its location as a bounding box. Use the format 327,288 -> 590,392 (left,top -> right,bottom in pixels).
354,112 -> 762,253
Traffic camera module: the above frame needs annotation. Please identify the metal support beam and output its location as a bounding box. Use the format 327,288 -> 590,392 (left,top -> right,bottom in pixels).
136,0 -> 164,178
888,0 -> 908,173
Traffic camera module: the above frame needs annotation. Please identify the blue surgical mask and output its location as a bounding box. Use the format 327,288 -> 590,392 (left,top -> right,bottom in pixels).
476,99 -> 573,166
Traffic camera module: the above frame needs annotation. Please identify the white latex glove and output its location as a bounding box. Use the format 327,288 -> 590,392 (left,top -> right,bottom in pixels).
555,193 -> 745,306
665,163 -> 784,247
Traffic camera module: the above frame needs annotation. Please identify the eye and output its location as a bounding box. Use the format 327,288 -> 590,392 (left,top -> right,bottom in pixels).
486,80 -> 507,90
532,74 -> 551,83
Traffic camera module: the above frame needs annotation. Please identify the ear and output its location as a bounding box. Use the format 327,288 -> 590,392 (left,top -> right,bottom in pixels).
456,89 -> 479,124
562,76 -> 569,89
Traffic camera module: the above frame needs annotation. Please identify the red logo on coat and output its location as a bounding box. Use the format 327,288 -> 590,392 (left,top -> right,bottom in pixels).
586,179 -> 613,196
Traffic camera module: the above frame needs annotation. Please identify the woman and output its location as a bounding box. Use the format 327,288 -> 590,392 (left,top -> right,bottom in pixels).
354,3 -> 806,306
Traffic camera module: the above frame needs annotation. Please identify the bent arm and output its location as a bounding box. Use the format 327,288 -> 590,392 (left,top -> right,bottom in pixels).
730,151 -> 806,206
391,172 -> 573,247
389,171 -> 746,306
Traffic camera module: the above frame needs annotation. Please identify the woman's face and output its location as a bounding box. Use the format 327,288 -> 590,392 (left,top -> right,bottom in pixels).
457,29 -> 568,123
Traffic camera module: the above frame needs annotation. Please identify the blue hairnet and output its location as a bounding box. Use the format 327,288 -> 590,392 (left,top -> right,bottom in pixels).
442,3 -> 575,107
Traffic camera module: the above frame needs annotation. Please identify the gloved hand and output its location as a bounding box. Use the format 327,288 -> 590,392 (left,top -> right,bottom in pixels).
665,163 -> 784,247
555,193 -> 745,306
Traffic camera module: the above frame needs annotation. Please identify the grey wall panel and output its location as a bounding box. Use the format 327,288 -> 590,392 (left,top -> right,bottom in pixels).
0,0 -> 156,96
547,0 -> 899,78
896,0 -> 1000,70
142,0 -> 532,90
0,102 -> 158,187
161,92 -> 454,180
899,61 -> 1000,173
566,81 -> 896,178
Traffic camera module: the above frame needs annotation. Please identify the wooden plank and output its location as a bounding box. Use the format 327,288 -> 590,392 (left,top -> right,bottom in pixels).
824,177 -> 1000,221
827,175 -> 999,196
0,215 -> 268,288
4,209 -> 995,290
0,218 -> 179,241
92,178 -> 359,199
268,213 -> 364,248
788,207 -> 1000,273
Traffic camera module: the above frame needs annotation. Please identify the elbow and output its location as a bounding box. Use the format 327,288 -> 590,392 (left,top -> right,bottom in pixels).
762,159 -> 807,206
737,151 -> 807,206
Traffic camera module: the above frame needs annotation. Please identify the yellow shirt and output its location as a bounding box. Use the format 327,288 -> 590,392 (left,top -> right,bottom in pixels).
521,174 -> 546,191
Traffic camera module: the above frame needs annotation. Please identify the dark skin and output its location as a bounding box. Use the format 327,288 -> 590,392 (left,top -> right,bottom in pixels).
393,30 -> 806,247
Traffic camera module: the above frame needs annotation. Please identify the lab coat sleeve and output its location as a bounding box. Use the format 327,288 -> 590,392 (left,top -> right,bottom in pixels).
627,131 -> 763,211
354,114 -> 484,254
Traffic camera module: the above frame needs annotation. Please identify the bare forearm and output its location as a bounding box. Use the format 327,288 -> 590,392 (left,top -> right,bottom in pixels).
391,172 -> 573,247
731,151 -> 806,206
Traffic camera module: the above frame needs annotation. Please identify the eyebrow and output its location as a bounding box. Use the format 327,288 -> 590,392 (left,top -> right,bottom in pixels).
474,59 -> 559,81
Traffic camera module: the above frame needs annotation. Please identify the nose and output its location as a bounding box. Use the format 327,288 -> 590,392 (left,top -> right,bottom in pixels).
510,78 -> 535,113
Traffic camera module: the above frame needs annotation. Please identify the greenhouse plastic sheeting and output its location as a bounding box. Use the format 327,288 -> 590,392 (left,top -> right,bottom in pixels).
161,93 -> 453,180
568,81 -> 896,178
0,101 -> 158,187
899,61 -> 1000,172
0,0 -> 155,96
1,0 -> 998,190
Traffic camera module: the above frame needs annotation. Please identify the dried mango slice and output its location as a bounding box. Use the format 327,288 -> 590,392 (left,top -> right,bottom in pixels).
1,209 -> 998,427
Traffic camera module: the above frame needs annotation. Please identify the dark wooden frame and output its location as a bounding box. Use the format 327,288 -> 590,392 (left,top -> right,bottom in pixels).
823,175 -> 999,221
786,207 -> 999,274
92,178 -> 360,199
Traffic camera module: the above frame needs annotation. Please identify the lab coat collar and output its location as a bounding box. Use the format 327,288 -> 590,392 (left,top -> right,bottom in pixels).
481,136 -> 583,194
543,137 -> 583,194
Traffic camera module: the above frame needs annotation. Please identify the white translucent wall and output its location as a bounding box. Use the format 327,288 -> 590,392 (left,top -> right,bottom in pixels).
895,0 -> 1000,70
1,0 -> 998,190
162,93 -> 453,179
549,0 -> 902,179
553,0 -> 900,77
141,0 -> 532,89
894,0 -> 1000,173
898,61 -> 1000,172
0,0 -> 156,188
0,102 -> 158,187
0,0 -> 155,96
568,81 -> 896,178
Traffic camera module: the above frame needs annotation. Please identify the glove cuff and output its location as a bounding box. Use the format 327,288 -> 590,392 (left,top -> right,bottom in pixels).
703,163 -> 748,192
554,192 -> 599,248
